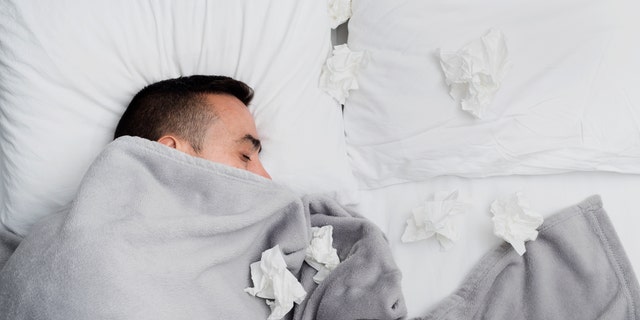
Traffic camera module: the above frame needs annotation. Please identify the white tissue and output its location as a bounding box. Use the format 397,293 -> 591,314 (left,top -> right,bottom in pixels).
244,245 -> 307,320
401,190 -> 466,251
491,192 -> 544,256
319,44 -> 366,104
439,29 -> 510,118
305,225 -> 340,283
327,0 -> 352,29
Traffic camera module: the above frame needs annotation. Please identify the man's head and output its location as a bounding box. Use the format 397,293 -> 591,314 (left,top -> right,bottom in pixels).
114,75 -> 270,179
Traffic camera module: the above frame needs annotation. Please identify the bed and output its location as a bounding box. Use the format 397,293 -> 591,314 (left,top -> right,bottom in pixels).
0,0 -> 639,319
342,0 -> 640,317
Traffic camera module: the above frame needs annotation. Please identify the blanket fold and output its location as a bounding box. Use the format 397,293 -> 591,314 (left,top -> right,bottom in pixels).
295,197 -> 407,320
416,195 -> 640,320
0,223 -> 20,270
0,136 -> 406,320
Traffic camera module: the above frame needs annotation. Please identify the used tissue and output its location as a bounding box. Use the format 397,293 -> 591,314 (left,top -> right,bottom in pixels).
304,225 -> 341,283
401,190 -> 467,250
245,245 -> 307,320
319,44 -> 366,105
490,192 -> 544,256
438,29 -> 511,118
327,0 -> 352,29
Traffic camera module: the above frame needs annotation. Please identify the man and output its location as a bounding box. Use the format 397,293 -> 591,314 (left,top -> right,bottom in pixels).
0,75 -> 406,320
114,75 -> 271,179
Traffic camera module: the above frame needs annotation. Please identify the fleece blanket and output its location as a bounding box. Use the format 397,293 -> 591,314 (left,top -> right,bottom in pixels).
416,195 -> 640,320
0,136 -> 406,320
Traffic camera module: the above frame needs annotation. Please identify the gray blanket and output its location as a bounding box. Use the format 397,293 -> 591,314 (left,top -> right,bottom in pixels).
416,195 -> 640,320
0,136 -> 406,320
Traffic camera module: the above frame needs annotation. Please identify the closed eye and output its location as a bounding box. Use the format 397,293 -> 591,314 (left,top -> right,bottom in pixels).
242,154 -> 251,161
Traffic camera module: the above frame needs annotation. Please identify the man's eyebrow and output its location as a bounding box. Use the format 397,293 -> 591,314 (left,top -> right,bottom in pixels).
238,134 -> 262,152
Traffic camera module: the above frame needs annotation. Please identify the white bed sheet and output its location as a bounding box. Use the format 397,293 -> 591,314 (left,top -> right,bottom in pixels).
352,172 -> 640,317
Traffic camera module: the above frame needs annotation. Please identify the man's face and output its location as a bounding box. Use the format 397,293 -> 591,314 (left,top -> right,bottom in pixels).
162,94 -> 271,179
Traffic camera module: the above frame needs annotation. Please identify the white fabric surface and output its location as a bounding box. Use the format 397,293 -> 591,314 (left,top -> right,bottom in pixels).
0,0 -> 357,236
353,172 -> 640,318
344,0 -> 640,189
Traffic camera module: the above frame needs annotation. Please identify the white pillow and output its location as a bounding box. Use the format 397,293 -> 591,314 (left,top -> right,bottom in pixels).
344,0 -> 640,189
0,0 -> 356,236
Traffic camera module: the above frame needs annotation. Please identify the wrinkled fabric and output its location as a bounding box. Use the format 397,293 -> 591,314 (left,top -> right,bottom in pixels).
416,196 -> 640,320
0,224 -> 20,270
294,197 -> 408,320
0,136 -> 406,320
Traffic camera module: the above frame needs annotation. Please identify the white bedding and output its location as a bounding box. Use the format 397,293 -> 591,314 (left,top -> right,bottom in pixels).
1,0 -> 640,318
0,0 -> 357,237
353,173 -> 640,317
339,1 -> 640,314
344,0 -> 640,189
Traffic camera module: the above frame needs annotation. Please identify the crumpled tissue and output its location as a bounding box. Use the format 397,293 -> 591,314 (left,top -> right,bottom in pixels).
304,225 -> 341,284
327,0 -> 352,29
245,245 -> 307,320
401,190 -> 467,251
319,44 -> 366,104
438,29 -> 511,118
491,192 -> 544,256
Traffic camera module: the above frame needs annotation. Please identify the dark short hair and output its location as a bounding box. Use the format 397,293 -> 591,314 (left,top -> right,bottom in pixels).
114,75 -> 254,152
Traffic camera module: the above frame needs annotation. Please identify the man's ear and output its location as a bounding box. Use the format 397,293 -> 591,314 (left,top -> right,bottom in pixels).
157,135 -> 196,155
157,135 -> 178,148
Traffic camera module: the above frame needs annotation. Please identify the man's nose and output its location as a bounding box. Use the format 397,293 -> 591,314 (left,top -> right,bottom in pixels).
252,159 -> 271,180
